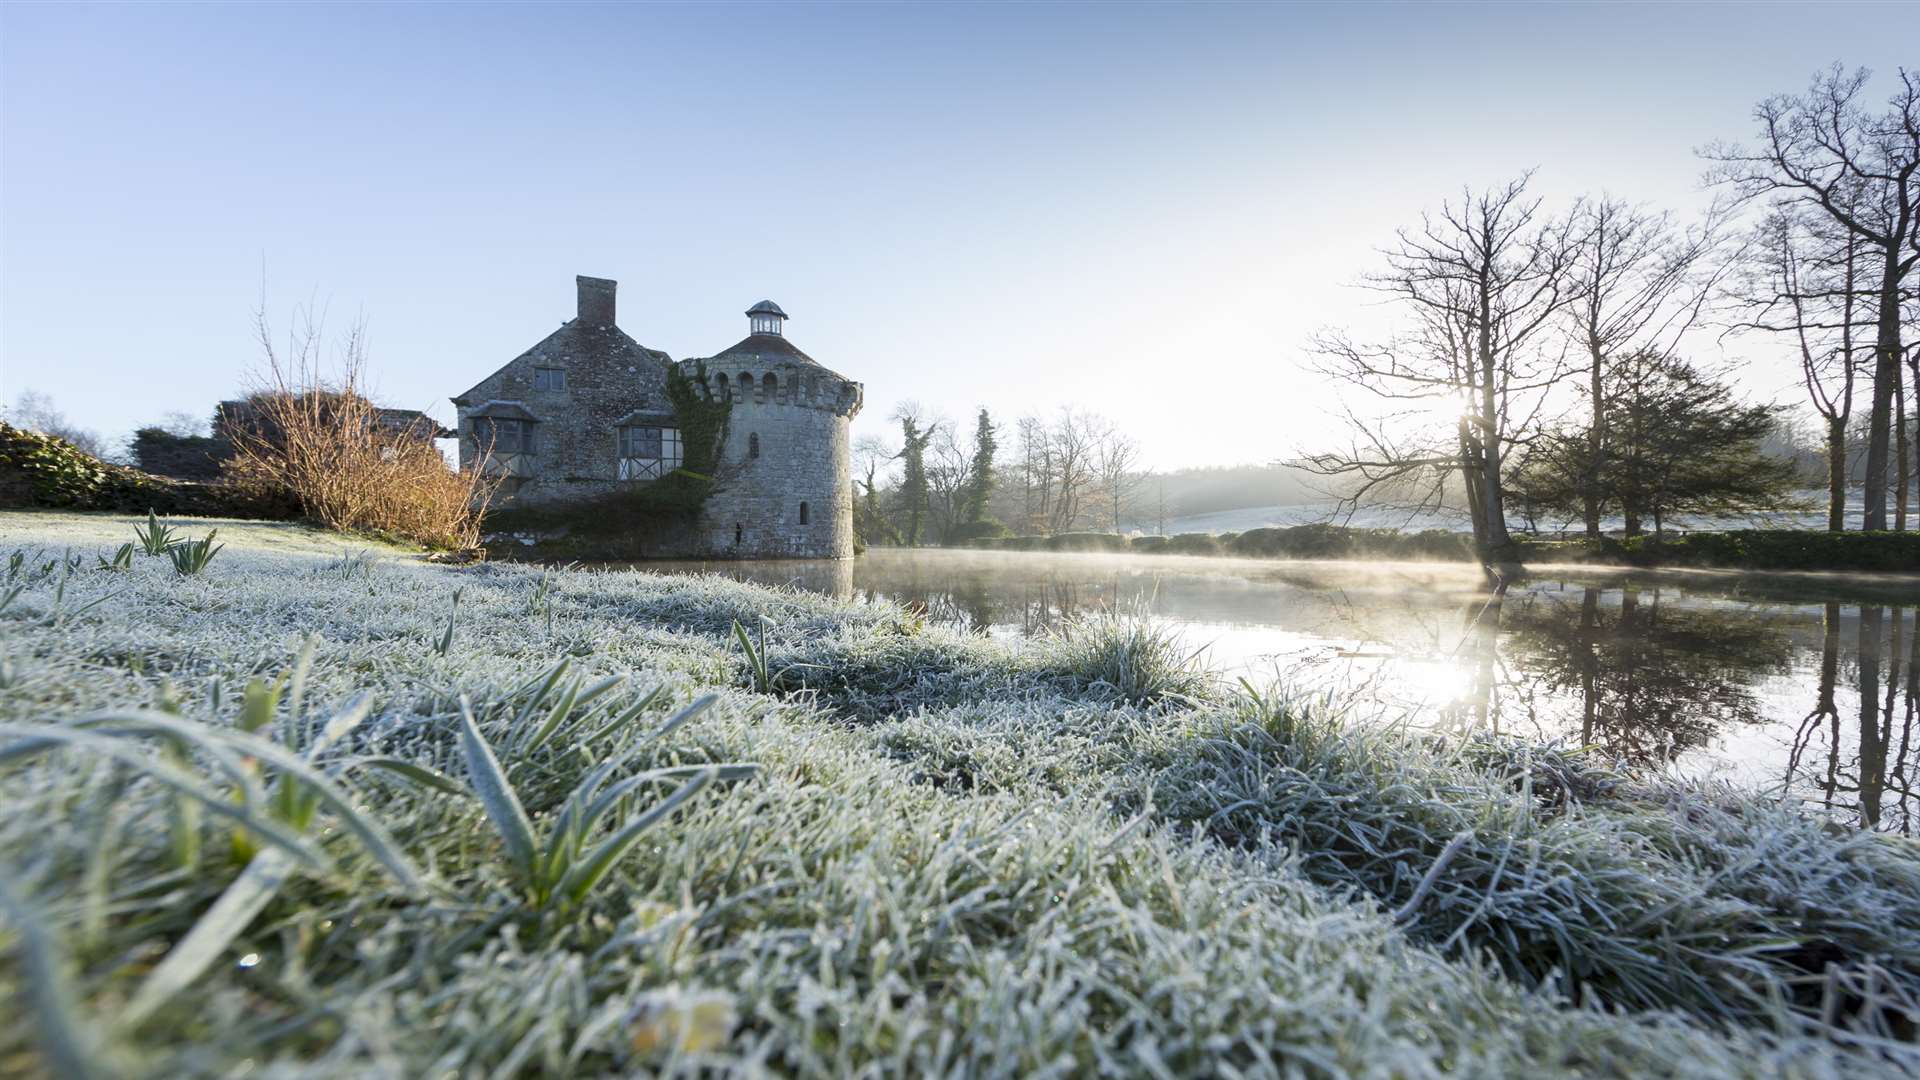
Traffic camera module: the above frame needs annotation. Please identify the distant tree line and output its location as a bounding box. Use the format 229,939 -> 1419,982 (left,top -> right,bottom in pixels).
856,404 -> 1164,547
1305,63 -> 1919,565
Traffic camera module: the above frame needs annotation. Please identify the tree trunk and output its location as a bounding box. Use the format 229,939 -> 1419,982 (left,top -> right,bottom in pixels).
1895,370 -> 1909,531
1584,340 -> 1605,540
1459,420 -> 1488,556
1862,251 -> 1903,531
1827,416 -> 1849,532
1476,287 -> 1517,565
1623,509 -> 1642,538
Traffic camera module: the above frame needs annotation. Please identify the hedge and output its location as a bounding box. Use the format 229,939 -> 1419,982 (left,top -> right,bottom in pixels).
0,423 -> 298,519
943,518 -> 1012,546
1615,530 -> 1920,573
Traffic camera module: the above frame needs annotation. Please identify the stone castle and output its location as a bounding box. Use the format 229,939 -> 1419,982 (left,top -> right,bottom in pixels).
451,275 -> 862,558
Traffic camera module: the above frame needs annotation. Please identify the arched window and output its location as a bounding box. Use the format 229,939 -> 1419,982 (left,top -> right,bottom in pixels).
799,501 -> 809,525
716,372 -> 730,398
749,433 -> 760,459
763,372 -> 779,395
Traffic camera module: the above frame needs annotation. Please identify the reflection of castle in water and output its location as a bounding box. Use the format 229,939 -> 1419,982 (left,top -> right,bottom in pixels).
619,550 -> 1918,832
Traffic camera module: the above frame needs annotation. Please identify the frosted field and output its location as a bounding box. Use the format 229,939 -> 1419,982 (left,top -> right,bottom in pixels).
2,510 -> 1918,1077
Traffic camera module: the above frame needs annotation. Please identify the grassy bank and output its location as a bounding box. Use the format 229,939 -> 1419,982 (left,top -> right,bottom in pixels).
964,523 -> 1920,574
3,510 -> 1918,1077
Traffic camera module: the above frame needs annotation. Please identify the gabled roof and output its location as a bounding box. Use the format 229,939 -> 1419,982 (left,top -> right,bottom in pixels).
453,319 -> 671,406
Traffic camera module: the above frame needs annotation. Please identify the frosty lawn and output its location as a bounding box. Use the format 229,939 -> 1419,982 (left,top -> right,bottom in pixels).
1,511 -> 1917,1077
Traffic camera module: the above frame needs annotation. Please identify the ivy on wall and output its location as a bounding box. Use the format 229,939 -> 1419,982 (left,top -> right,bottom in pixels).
489,362 -> 732,539
665,361 -> 730,480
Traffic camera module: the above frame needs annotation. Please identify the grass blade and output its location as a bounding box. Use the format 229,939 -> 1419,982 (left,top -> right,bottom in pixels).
559,767 -> 715,905
458,695 -> 537,884
351,757 -> 471,796
121,848 -> 296,1026
54,711 -> 424,893
0,880 -> 112,1079
0,722 -> 326,869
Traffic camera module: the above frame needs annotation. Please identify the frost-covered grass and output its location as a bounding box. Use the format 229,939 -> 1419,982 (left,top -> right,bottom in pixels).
2,510 -> 1919,1078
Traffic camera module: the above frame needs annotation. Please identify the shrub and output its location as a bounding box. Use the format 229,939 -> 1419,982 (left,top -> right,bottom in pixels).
1129,534 -> 1169,553
1162,532 -> 1224,556
226,321 -> 497,550
1043,532 -> 1130,553
944,518 -> 1011,546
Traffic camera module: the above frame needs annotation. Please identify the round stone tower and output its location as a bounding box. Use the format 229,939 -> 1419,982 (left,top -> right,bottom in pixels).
689,301 -> 862,558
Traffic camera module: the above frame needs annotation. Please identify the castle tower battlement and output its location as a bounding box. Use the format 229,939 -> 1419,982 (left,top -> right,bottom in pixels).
689,302 -> 861,558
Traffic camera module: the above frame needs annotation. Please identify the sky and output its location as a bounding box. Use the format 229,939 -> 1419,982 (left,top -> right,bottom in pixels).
1,1 -> 1911,470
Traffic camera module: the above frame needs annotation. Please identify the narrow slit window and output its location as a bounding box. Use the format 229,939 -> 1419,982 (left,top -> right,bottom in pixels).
799,501 -> 809,525
749,433 -> 760,459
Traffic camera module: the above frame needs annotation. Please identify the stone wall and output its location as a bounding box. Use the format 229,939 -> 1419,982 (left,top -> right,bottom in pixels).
454,322 -> 671,507
701,396 -> 854,558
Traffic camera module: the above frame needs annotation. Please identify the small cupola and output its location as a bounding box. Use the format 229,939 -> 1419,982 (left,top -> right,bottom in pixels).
746,300 -> 787,337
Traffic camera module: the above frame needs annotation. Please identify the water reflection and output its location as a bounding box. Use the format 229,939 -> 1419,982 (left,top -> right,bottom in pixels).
1501,584 -> 1791,764
1785,604 -> 1918,832
615,550 -> 1919,830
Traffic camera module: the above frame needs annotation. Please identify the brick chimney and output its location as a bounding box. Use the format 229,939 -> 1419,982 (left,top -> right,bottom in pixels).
576,275 -> 616,327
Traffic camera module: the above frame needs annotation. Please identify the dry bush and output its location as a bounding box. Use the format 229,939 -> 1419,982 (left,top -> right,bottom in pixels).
227,303 -> 498,549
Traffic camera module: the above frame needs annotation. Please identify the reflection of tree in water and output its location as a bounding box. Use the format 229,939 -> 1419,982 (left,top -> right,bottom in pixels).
1788,606 -> 1918,833
855,561 -> 1143,637
1499,584 -> 1792,768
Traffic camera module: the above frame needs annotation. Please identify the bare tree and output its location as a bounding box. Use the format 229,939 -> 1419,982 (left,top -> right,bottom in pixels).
1095,428 -> 1143,531
1306,174 -> 1575,564
923,415 -> 974,543
1730,206 -> 1872,529
1565,197 -> 1724,538
1046,407 -> 1102,534
852,433 -> 898,546
1705,65 -> 1920,531
5,389 -> 106,457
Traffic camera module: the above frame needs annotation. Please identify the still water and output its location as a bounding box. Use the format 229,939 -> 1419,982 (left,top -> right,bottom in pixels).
622,549 -> 1920,832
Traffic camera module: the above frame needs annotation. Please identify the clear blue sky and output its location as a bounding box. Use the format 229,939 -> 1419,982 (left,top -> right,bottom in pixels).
0,1 -> 1906,467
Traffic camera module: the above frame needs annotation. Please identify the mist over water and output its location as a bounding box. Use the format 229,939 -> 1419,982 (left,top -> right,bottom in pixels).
620,549 -> 1920,832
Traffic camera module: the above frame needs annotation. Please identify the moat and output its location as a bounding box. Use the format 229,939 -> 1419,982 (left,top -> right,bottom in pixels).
621,548 -> 1920,832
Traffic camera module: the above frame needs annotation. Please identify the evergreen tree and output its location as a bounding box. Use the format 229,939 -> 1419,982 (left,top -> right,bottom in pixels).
1505,352 -> 1799,536
963,408 -> 998,524
897,413 -> 933,546
1601,351 -> 1798,537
